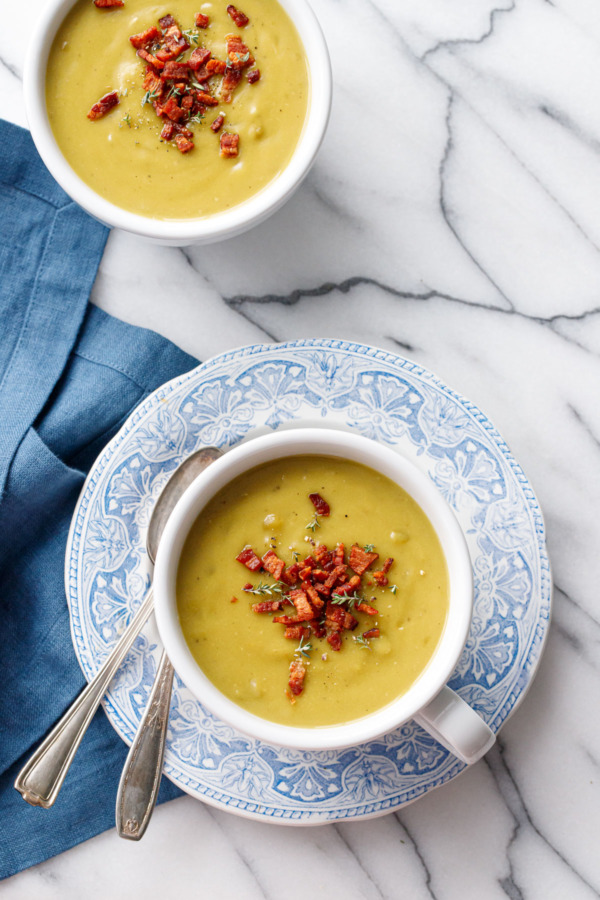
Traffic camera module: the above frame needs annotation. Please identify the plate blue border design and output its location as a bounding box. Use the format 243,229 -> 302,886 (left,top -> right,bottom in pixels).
65,340 -> 551,824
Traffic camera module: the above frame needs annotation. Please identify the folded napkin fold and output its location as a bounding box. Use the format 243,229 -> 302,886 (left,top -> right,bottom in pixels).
0,120 -> 198,880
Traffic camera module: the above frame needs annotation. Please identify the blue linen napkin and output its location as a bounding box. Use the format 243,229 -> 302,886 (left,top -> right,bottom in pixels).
0,120 -> 198,879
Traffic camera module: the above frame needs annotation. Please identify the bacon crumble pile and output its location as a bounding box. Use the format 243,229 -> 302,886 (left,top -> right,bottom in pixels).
235,492 -> 394,701
87,4 -> 260,157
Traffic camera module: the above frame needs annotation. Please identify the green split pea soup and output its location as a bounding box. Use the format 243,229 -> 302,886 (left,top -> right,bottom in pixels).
177,455 -> 449,728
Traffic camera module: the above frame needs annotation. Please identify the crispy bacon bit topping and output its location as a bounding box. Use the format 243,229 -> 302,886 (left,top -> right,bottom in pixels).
309,493 -> 330,517
363,628 -> 380,640
313,544 -> 330,565
87,91 -> 119,120
252,600 -> 283,613
129,26 -> 161,48
382,557 -> 394,574
189,47 -> 211,70
225,33 -> 254,68
174,133 -> 194,153
284,625 -> 310,640
262,550 -> 285,581
220,131 -> 239,157
137,47 -> 165,69
158,14 -> 177,28
161,96 -> 186,121
356,602 -> 378,616
94,0 -> 124,7
289,589 -> 314,622
206,58 -> 227,75
372,571 -> 389,587
161,60 -> 190,80
227,4 -> 249,27
349,544 -> 379,576
289,658 -> 306,696
327,631 -> 342,651
236,545 -> 262,571
221,67 -> 242,103
231,596 -> 238,603
160,122 -> 174,140
280,562 -> 299,585
220,33 -> 253,100
195,12 -> 210,27
247,68 -> 260,84
330,581 -> 353,597
305,584 -> 324,610
210,113 -> 225,132
194,89 -> 219,106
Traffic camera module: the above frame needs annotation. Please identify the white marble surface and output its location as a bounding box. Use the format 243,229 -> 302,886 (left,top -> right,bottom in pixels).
2,0 -> 600,896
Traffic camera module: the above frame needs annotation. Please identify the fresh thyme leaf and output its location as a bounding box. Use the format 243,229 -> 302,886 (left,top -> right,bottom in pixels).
295,636 -> 312,658
166,85 -> 182,100
141,88 -> 159,108
363,544 -> 375,553
244,580 -> 286,596
305,513 -> 321,533
189,112 -> 205,124
121,113 -> 132,128
183,28 -> 201,44
292,550 -> 300,562
389,584 -> 398,595
331,592 -> 362,610
353,634 -> 372,650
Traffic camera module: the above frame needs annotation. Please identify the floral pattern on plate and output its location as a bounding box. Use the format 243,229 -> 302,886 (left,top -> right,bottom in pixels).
65,340 -> 551,824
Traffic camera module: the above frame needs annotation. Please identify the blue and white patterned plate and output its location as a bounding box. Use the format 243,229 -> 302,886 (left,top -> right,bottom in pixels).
65,340 -> 551,824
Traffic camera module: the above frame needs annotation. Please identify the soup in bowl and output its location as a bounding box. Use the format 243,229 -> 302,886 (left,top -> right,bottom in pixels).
24,0 -> 331,243
154,429 -> 496,762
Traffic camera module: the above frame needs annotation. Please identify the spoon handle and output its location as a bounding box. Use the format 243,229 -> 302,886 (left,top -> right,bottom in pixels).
14,587 -> 156,808
116,651 -> 174,841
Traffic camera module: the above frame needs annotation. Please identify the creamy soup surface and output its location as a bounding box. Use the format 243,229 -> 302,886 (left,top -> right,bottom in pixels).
177,455 -> 449,728
46,0 -> 309,218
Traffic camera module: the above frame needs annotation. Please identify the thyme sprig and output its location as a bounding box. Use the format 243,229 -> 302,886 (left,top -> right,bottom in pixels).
353,634 -> 372,651
389,584 -> 398,595
295,636 -> 312,658
182,28 -> 201,44
363,543 -> 375,553
244,580 -> 287,596
331,592 -> 362,610
305,513 -> 321,533
141,88 -> 160,108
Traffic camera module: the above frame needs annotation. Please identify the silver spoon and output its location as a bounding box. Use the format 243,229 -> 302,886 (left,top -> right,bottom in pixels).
14,446 -> 222,809
115,654 -> 174,840
116,446 -> 221,839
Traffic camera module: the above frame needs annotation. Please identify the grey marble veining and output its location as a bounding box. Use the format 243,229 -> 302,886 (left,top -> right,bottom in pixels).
2,0 -> 600,896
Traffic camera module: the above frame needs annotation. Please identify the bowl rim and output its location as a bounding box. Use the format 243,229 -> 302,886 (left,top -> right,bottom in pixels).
153,428 -> 474,750
23,0 -> 331,243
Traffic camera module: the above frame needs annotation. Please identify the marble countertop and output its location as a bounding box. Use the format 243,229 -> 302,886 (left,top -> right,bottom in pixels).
3,0 -> 600,896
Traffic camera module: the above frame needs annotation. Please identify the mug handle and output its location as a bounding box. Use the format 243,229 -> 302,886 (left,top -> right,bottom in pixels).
413,686 -> 495,765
